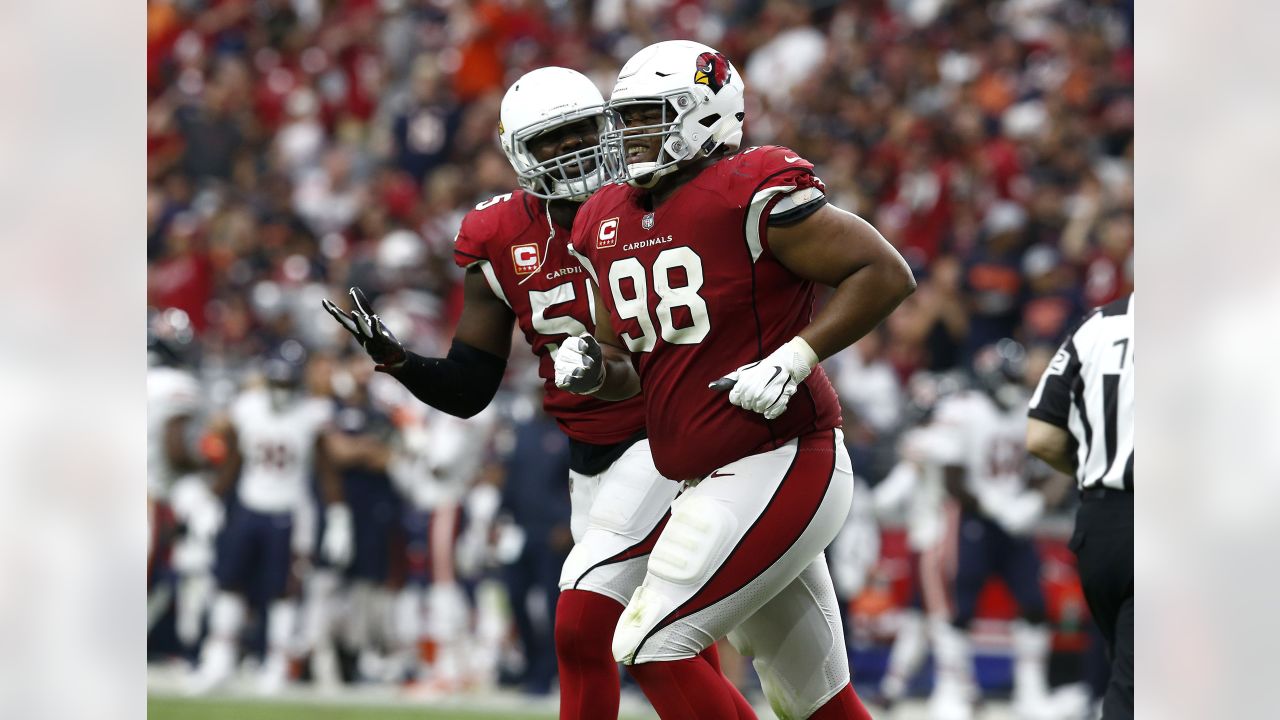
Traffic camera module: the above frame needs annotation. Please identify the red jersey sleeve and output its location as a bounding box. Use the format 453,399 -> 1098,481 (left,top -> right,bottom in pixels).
452,191 -> 528,269
727,146 -> 829,263
453,208 -> 495,269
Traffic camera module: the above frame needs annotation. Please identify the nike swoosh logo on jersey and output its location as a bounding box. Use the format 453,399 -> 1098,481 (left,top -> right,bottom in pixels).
655,71 -> 675,77
710,471 -> 735,478
783,155 -> 802,163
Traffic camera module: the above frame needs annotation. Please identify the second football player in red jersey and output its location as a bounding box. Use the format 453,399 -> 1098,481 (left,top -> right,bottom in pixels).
555,41 -> 915,720
326,67 -> 752,720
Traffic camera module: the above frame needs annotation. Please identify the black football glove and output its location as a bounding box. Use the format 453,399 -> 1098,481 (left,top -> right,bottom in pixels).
322,287 -> 408,371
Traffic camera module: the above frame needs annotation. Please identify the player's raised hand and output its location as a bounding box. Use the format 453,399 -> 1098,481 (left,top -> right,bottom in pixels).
322,287 -> 408,371
554,334 -> 605,394
711,336 -> 818,420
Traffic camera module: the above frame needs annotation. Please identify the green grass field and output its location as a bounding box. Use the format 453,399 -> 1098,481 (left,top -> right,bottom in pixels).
149,696 -> 554,720
147,695 -> 655,720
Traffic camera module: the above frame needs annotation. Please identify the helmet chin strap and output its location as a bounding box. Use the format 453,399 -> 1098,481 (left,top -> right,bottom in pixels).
628,162 -> 662,188
627,160 -> 680,189
516,199 -> 556,286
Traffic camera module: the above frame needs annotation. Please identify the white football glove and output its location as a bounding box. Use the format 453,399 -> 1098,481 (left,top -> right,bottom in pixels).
554,334 -> 605,395
714,337 -> 819,420
321,503 -> 354,567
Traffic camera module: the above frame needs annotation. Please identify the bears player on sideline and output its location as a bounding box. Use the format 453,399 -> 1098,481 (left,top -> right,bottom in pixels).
323,67 -> 753,720
870,371 -> 967,712
147,309 -> 223,653
913,340 -> 1058,720
554,40 -> 915,720
190,344 -> 352,694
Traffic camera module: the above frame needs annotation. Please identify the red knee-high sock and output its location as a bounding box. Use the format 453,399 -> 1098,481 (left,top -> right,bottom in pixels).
807,683 -> 873,720
629,656 -> 745,720
699,641 -> 723,672
629,655 -> 742,717
697,643 -> 758,720
555,589 -> 624,720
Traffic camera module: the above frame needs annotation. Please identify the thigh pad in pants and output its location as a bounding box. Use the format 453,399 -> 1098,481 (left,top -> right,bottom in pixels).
613,431 -> 853,666
727,558 -> 850,720
609,490 -> 740,663
558,440 -> 681,606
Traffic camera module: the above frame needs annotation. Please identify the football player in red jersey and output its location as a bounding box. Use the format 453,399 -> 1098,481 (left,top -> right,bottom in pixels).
554,41 -> 916,720
325,67 -> 753,720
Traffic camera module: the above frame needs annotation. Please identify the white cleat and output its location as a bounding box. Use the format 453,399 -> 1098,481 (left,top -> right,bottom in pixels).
256,651 -> 289,696
186,641 -> 235,696
928,683 -> 976,720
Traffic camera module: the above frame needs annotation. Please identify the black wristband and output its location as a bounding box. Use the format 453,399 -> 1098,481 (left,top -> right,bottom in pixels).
384,339 -> 507,418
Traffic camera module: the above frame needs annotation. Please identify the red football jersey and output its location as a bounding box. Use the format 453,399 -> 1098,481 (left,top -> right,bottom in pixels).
453,189 -> 645,445
570,145 -> 843,479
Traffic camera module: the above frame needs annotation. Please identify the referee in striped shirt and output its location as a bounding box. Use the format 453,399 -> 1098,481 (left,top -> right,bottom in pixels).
1027,292 -> 1134,719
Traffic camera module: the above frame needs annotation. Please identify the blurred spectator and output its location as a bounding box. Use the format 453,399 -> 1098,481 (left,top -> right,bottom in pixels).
964,200 -> 1031,357
147,0 -> 1132,373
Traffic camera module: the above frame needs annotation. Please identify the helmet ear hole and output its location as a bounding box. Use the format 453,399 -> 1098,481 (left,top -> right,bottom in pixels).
735,112 -> 745,121
698,113 -> 721,127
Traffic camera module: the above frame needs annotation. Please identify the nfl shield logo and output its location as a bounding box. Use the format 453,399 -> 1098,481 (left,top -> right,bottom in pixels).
641,213 -> 655,230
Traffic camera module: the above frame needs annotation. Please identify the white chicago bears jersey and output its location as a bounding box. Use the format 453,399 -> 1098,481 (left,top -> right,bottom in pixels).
389,405 -> 497,510
230,388 -> 333,513
874,449 -> 948,551
147,366 -> 203,499
925,390 -> 1029,497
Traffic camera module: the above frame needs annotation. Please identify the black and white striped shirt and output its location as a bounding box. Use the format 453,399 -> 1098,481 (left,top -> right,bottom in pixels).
1029,294 -> 1134,491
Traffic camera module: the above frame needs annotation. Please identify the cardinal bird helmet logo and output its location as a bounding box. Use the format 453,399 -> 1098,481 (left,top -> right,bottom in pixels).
694,51 -> 731,94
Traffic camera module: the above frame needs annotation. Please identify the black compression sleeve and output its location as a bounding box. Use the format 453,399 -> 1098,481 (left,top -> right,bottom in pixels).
382,339 -> 507,418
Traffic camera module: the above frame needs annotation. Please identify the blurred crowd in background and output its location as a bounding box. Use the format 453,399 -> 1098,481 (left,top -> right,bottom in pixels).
146,0 -> 1133,709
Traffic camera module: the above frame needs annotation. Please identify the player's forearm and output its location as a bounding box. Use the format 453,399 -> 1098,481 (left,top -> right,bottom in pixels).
212,454 -> 239,499
943,466 -> 980,513
164,416 -> 202,473
323,431 -> 366,467
594,343 -> 641,401
314,437 -> 345,506
359,438 -> 391,471
382,340 -> 507,419
798,258 -> 915,360
319,472 -> 344,506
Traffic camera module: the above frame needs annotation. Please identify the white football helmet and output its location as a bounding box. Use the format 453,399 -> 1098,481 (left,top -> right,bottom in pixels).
499,67 -> 609,202
603,40 -> 746,187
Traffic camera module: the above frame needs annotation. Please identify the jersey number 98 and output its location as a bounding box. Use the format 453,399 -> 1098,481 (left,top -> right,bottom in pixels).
607,247 -> 711,352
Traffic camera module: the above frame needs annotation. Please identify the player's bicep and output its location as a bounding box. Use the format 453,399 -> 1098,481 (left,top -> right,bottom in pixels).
163,414 -> 193,467
453,266 -> 517,359
769,204 -> 910,288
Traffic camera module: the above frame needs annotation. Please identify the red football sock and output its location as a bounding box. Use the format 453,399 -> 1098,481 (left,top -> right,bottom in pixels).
697,643 -> 758,720
699,641 -> 723,672
554,589 -> 625,720
629,656 -> 746,720
807,682 -> 873,720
